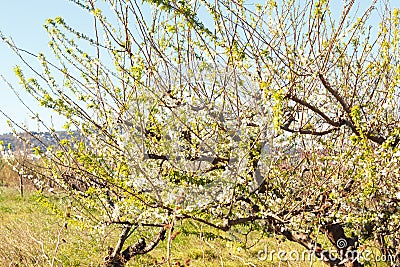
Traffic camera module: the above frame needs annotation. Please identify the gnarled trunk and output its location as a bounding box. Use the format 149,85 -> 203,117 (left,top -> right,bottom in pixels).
103,225 -> 166,267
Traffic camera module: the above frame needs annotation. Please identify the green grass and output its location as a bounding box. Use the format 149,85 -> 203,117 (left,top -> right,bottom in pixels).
0,187 -> 107,266
2,186 -> 384,267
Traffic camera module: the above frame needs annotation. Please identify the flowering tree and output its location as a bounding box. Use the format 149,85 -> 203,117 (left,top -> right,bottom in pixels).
2,0 -> 400,266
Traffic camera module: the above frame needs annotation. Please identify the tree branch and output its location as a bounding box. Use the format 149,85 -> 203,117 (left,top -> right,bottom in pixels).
145,153 -> 230,165
318,73 -> 351,114
281,125 -> 338,136
111,225 -> 133,258
287,94 -> 341,127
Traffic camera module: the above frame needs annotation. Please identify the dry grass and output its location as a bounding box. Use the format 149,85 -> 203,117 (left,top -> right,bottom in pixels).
7,185 -> 385,266
0,187 -> 110,266
0,186 -> 327,267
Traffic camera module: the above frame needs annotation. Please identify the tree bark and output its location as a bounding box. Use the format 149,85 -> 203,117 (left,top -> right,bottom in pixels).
103,227 -> 166,267
323,223 -> 363,267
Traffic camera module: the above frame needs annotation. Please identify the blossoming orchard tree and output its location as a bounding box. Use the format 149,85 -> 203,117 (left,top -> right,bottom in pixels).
2,0 -> 400,266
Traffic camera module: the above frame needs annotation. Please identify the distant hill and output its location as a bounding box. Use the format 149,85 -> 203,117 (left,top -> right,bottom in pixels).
0,131 -> 78,152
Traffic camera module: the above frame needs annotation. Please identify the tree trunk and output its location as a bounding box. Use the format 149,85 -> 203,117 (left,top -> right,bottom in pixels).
323,223 -> 363,267
103,227 -> 166,267
278,223 -> 364,267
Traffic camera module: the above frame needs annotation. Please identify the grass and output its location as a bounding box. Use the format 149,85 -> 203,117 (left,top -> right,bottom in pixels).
0,186 -> 328,267
0,166 -> 390,266
0,187 -> 107,266
0,185 -> 390,267
1,182 -> 387,267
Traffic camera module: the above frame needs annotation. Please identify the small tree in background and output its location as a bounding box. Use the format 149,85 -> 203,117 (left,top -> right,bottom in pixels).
1,0 -> 400,266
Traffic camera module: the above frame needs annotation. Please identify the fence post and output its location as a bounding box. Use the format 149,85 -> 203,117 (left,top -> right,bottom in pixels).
19,173 -> 23,197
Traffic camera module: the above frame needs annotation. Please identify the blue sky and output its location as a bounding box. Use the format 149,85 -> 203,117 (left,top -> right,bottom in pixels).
0,0 -> 91,134
0,0 -> 399,134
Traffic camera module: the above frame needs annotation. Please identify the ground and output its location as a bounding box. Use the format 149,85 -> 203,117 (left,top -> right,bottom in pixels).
0,185 -> 330,266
